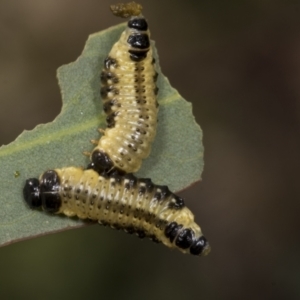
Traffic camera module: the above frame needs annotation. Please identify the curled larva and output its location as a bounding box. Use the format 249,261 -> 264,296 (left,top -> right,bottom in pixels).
23,167 -> 210,256
89,3 -> 159,175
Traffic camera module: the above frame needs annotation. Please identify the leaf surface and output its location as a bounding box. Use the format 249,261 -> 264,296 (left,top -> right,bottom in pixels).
0,23 -> 204,247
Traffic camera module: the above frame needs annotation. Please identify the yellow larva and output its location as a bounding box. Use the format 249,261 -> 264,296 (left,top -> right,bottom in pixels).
89,2 -> 159,175
23,167 -> 210,256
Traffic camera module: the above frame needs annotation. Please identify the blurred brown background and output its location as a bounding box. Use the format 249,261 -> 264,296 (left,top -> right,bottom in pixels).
0,0 -> 300,299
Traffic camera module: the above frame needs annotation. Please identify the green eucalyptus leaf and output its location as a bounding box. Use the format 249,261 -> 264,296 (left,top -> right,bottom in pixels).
0,23 -> 204,247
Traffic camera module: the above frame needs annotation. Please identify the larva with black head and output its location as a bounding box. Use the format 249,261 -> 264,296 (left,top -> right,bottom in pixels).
23,167 -> 211,256
89,2 -> 159,175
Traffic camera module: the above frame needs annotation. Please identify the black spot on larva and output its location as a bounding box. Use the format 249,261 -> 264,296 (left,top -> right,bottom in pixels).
165,222 -> 183,243
40,170 -> 61,213
128,49 -> 148,62
152,57 -> 156,64
106,112 -> 118,128
153,72 -> 158,81
175,228 -> 194,249
104,57 -> 117,69
153,190 -> 162,200
138,184 -> 146,194
111,223 -> 121,230
23,178 -> 41,209
136,230 -> 146,239
100,71 -> 118,84
168,195 -> 185,209
128,18 -> 148,31
103,101 -> 112,114
125,226 -> 135,234
91,150 -> 114,173
124,173 -> 137,189
154,87 -> 159,95
190,236 -> 208,255
100,71 -> 108,83
101,86 -> 119,98
110,172 -> 122,184
149,235 -> 160,243
103,99 -> 119,114
127,33 -> 150,49
100,86 -> 111,98
158,185 -> 172,200
100,220 -> 109,227
139,178 -> 154,193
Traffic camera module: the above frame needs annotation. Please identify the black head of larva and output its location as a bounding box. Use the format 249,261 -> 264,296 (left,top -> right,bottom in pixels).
40,170 -> 61,213
23,178 -> 42,209
128,18 -> 148,31
91,149 -> 114,173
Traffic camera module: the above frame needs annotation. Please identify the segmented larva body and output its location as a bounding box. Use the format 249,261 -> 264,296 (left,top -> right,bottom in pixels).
23,167 -> 210,256
90,5 -> 159,174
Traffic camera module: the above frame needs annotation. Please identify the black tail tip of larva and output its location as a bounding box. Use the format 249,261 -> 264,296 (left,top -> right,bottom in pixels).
190,236 -> 211,256
23,178 -> 42,209
110,2 -> 143,18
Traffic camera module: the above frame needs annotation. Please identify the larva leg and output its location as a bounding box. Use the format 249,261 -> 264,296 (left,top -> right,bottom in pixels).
98,128 -> 105,134
90,139 -> 99,145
